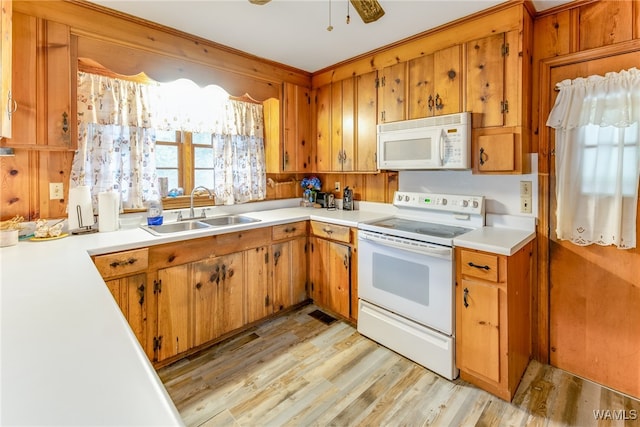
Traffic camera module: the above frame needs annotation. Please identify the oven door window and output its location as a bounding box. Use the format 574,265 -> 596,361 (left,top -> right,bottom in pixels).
358,235 -> 453,335
372,253 -> 430,306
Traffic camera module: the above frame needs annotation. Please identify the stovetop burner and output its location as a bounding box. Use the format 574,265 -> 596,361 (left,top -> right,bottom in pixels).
368,217 -> 472,239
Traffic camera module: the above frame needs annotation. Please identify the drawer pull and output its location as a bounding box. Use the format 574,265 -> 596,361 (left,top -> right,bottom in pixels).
463,287 -> 469,308
322,228 -> 333,235
284,227 -> 296,233
109,258 -> 137,268
467,261 -> 490,270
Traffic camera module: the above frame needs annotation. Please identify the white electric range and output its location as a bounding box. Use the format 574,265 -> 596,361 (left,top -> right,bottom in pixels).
357,191 -> 485,380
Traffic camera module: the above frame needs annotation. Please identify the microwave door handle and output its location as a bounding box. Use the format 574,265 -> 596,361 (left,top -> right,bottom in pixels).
439,129 -> 446,166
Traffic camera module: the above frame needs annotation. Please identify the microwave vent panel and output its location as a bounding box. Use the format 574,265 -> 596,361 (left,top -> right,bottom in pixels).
378,112 -> 469,132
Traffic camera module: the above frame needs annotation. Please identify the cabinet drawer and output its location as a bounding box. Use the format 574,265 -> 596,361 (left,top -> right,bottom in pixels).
309,221 -> 351,243
460,250 -> 499,282
272,221 -> 306,240
94,248 -> 149,279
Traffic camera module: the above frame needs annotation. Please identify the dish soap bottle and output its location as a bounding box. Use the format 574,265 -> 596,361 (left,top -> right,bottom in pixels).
146,200 -> 163,226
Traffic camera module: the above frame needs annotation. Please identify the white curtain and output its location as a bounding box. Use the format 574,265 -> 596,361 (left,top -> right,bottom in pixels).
211,100 -> 266,205
547,67 -> 640,249
72,72 -> 160,210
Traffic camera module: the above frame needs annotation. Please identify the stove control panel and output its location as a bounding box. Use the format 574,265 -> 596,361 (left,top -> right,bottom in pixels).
393,191 -> 484,214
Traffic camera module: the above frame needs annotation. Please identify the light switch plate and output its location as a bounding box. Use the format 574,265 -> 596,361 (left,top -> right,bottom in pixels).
50,182 -> 64,200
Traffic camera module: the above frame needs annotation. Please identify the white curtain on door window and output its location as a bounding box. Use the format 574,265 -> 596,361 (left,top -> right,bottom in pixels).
547,67 -> 640,249
72,72 -> 160,210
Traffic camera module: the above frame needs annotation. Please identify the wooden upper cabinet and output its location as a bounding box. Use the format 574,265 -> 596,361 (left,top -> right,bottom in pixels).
0,0 -> 12,139
356,70 -> 378,172
315,73 -> 378,173
408,44 -> 462,119
378,62 -> 406,123
283,82 -> 311,173
8,14 -> 72,149
466,33 -> 507,129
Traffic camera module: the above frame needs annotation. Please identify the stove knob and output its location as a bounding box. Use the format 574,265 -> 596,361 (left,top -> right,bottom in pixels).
404,195 -> 410,202
397,194 -> 403,202
462,200 -> 469,207
473,200 -> 479,208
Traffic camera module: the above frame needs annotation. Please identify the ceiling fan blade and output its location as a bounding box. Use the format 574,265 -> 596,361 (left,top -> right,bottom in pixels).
349,0 -> 385,24
248,0 -> 271,4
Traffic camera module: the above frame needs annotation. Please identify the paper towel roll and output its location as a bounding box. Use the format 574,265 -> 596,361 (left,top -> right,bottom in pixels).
68,186 -> 95,231
98,191 -> 120,232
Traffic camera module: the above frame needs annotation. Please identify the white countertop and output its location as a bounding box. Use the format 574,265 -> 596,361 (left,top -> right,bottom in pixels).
0,200 -> 534,425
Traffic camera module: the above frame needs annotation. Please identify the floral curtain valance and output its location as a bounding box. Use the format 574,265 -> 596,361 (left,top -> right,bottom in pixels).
77,72 -> 158,128
547,67 -> 640,130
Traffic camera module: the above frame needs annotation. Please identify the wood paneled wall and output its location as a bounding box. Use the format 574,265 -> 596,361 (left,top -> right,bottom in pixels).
531,0 -> 640,363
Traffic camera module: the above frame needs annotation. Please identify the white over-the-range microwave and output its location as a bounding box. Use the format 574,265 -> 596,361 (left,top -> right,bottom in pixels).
377,111 -> 471,170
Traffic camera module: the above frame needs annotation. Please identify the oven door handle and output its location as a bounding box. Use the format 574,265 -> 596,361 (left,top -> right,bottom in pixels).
359,232 -> 452,260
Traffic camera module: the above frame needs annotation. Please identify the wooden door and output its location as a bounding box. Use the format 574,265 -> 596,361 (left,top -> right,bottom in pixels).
355,70 -> 377,171
432,44 -> 462,116
457,279 -> 500,383
246,245 -> 271,322
272,241 -> 291,312
379,62 -> 406,123
326,240 -> 350,318
10,12 -> 36,146
466,33 -> 505,128
283,83 -> 311,173
290,237 -> 308,306
192,257 -> 220,347
105,274 -> 149,358
43,19 -> 71,148
340,77 -> 355,171
315,83 -> 332,172
213,252 -> 245,338
156,265 -> 191,362
546,51 -> 640,399
308,236 -> 327,306
408,53 -> 433,119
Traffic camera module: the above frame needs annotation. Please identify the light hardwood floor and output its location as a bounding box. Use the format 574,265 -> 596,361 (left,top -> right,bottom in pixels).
158,304 -> 640,426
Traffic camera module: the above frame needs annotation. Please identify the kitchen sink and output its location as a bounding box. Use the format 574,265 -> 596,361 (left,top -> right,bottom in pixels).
143,220 -> 210,235
200,215 -> 260,226
141,215 -> 260,236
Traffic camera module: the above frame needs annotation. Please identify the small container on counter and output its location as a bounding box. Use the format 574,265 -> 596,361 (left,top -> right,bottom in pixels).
146,200 -> 164,226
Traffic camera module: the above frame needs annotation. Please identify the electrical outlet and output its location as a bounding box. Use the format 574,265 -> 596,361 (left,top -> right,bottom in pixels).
49,182 -> 64,200
520,196 -> 532,214
334,181 -> 341,192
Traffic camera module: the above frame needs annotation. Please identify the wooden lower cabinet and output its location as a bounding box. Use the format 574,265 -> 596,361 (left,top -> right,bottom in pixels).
309,235 -> 351,319
104,273 -> 149,358
455,241 -> 534,401
156,264 -> 191,362
192,252 -> 245,347
95,224 -> 312,366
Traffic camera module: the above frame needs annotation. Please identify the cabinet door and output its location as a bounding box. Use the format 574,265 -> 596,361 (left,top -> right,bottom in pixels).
156,265 -> 191,362
466,33 -> 506,128
283,82 -> 311,173
9,15 -> 71,147
408,53 -> 433,120
105,274 -> 150,359
309,237 -> 350,318
432,44 -> 462,116
315,83 -> 332,172
192,257 -> 219,347
10,12 -> 36,146
0,0 -> 12,138
379,62 -> 406,123
44,19 -> 71,148
340,77 -> 355,171
213,252 -> 245,338
272,237 -> 308,313
246,245 -> 271,323
457,279 -> 500,383
356,70 -> 378,171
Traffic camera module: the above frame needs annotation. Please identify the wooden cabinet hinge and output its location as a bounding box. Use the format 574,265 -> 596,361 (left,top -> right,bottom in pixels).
265,295 -> 270,307
502,43 -> 509,56
153,279 -> 162,294
375,77 -> 380,88
153,335 -> 163,351
501,100 -> 509,114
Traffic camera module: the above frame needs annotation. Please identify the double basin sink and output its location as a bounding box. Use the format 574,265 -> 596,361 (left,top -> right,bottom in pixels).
141,215 -> 260,236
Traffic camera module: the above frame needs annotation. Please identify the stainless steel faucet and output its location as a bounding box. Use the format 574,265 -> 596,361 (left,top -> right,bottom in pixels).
189,186 -> 213,219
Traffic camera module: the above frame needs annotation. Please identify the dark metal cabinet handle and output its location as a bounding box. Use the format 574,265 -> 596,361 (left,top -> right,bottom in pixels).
428,94 -> 434,112
468,262 -> 490,270
479,147 -> 487,166
62,112 -> 69,134
109,258 -> 137,268
137,284 -> 145,305
273,250 -> 281,266
435,93 -> 443,110
463,288 -> 469,308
